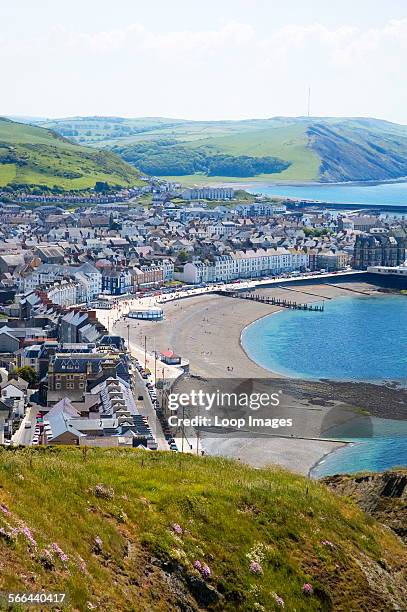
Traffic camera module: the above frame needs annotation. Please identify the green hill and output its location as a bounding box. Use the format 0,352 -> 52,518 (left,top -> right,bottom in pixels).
35,115 -> 407,184
0,118 -> 142,192
0,447 -> 406,611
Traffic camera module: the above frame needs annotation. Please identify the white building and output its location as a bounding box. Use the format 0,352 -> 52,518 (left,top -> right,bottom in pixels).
209,221 -> 240,238
179,248 -> 309,284
46,280 -> 79,307
160,259 -> 174,281
367,265 -> 407,276
22,263 -> 102,300
182,187 -> 235,201
235,202 -> 287,217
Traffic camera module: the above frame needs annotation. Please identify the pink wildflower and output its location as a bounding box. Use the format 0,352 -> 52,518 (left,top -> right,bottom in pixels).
201,564 -> 211,579
321,539 -> 334,548
20,526 -> 37,547
273,593 -> 285,608
249,560 -> 263,575
193,560 -> 211,579
171,523 -> 183,535
0,503 -> 10,515
302,583 -> 313,596
51,542 -> 69,563
77,556 -> 87,572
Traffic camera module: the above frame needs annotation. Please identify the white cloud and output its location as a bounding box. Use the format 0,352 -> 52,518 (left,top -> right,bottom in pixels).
1,18 -> 407,121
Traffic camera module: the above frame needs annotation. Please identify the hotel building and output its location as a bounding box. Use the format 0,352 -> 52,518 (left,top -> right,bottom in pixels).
178,248 -> 309,284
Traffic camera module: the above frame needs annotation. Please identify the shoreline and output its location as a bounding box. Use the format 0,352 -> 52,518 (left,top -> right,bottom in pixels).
111,281 -> 406,476
239,309 -> 288,378
308,441 -> 356,479
183,176 -> 407,190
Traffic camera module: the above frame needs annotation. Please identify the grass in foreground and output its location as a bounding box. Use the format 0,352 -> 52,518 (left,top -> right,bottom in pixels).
0,447 -> 405,611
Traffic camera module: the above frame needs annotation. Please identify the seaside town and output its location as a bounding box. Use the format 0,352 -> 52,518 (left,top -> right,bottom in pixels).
3,2 -> 407,608
0,180 -> 406,452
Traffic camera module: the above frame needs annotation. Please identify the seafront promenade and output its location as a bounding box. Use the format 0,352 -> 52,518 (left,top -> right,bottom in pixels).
94,277 -> 407,475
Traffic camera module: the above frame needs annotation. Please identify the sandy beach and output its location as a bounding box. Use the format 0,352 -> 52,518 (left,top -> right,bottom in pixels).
112,281 -> 407,475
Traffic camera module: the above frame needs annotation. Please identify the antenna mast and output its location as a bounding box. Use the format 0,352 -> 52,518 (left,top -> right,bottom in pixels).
307,86 -> 311,117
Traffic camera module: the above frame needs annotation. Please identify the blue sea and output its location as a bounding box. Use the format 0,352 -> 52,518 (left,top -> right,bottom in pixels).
241,295 -> 407,475
250,181 -> 407,206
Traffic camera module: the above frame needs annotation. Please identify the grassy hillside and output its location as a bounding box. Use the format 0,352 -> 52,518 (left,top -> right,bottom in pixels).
0,118 -> 143,192
0,447 -> 406,611
35,115 -> 407,185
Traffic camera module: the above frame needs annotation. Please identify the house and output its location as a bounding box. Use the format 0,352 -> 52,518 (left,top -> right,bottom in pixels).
0,254 -> 25,274
0,330 -> 20,353
15,344 -> 43,374
1,377 -> 28,416
46,352 -> 128,405
101,269 -> 131,295
160,350 -> 181,365
35,245 -> 65,264
45,398 -> 85,445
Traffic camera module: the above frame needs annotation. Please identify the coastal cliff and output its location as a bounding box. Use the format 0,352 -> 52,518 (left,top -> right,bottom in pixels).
0,447 -> 406,611
323,470 -> 407,543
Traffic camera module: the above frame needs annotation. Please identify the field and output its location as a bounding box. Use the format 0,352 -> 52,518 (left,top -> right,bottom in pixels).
0,446 -> 406,611
35,115 -> 407,185
180,125 -> 321,182
0,118 -> 143,191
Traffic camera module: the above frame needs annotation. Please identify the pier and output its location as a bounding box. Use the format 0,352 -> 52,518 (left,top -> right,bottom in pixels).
218,290 -> 324,311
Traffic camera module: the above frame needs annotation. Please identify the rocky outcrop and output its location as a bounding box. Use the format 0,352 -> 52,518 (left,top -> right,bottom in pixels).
323,470 -> 407,542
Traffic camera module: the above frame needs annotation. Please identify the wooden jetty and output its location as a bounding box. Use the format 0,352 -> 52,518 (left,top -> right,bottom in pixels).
218,290 -> 324,311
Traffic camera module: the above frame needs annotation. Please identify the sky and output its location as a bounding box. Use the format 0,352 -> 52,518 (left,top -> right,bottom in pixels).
1,0 -> 407,123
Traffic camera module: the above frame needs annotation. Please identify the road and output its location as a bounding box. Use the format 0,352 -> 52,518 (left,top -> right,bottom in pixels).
12,404 -> 37,446
131,367 -> 168,451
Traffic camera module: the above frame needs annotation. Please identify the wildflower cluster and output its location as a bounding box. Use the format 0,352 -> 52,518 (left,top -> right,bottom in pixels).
19,525 -> 37,547
246,541 -> 268,575
249,561 -> 263,575
2,508 -> 38,548
272,592 -> 285,608
51,542 -> 69,563
246,542 -> 267,564
302,583 -> 313,596
171,523 -> 183,535
193,560 -> 211,580
77,555 -> 87,573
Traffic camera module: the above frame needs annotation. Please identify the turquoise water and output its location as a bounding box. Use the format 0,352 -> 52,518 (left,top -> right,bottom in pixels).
250,181 -> 407,206
241,295 -> 407,475
242,295 -> 407,382
312,435 -> 407,477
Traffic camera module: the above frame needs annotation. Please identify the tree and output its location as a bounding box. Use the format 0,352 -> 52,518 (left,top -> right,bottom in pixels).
95,181 -> 110,192
12,366 -> 38,387
178,251 -> 189,264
